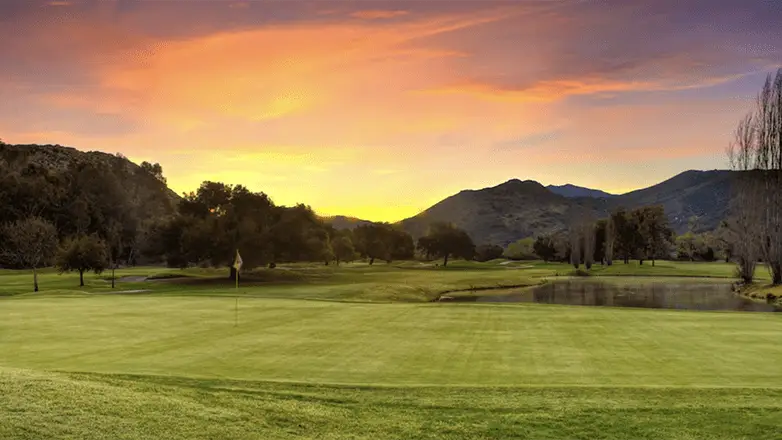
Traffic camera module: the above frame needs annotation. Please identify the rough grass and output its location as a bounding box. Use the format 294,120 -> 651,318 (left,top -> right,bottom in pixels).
3,369 -> 782,440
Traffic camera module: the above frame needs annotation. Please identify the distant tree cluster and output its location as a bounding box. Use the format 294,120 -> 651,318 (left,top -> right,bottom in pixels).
727,68 -> 782,284
530,205 -> 674,268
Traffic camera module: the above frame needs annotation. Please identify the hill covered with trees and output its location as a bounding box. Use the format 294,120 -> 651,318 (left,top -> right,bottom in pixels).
399,170 -> 735,246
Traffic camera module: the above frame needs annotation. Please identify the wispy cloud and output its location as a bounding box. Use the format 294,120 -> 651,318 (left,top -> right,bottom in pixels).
493,130 -> 565,151
350,10 -> 409,20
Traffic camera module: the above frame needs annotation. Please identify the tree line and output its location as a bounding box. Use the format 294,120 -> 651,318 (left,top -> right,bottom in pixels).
523,205 -> 675,268
0,148 -> 480,289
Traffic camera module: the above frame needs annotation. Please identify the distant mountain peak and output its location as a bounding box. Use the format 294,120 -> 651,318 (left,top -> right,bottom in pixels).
546,183 -> 615,199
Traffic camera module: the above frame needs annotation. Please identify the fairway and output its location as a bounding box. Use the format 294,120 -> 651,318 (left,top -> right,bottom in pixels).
3,295 -> 782,386
3,263 -> 782,439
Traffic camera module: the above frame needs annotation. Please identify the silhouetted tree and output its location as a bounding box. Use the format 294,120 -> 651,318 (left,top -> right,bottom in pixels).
416,222 -> 475,267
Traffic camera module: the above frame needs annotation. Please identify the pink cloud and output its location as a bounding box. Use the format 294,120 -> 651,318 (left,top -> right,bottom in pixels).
350,10 -> 410,20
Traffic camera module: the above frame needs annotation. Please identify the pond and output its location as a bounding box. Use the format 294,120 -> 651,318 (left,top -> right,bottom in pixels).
443,278 -> 781,312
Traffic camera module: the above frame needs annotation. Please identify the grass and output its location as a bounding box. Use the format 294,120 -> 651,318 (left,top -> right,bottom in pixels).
4,370 -> 782,440
2,260 -> 781,439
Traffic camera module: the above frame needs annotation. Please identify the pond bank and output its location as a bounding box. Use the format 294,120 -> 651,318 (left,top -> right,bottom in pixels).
437,276 -> 781,312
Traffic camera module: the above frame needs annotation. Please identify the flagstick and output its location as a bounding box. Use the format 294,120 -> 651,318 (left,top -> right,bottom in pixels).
234,267 -> 239,327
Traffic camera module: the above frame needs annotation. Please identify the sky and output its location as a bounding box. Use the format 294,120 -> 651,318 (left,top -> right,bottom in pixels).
1,0 -> 780,221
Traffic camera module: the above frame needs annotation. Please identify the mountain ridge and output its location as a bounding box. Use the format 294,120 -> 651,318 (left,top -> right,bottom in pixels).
546,183 -> 616,199
398,169 -> 735,245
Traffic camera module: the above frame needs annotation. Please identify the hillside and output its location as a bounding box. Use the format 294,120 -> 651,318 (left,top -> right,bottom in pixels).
547,184 -> 616,199
399,179 -> 590,246
400,170 -> 736,245
0,143 -> 180,225
322,215 -> 372,230
606,170 -> 733,233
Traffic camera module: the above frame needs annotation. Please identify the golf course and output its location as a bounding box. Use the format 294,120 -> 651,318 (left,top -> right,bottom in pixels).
2,261 -> 781,439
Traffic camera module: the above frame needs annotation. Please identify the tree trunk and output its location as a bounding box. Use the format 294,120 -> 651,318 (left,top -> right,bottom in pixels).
639,259 -> 644,265
443,253 -> 449,267
369,257 -> 375,265
652,258 -> 655,267
33,267 -> 39,292
111,265 -> 115,289
79,269 -> 84,287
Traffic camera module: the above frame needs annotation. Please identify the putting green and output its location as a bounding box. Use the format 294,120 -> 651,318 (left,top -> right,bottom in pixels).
2,295 -> 781,386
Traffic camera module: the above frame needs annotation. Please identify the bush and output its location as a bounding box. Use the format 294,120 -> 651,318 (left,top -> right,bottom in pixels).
474,244 -> 504,262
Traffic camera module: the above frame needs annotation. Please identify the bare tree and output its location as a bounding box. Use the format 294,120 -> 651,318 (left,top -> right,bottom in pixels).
605,216 -> 615,266
582,216 -> 596,270
1,217 -> 59,292
569,227 -> 581,269
728,68 -> 782,284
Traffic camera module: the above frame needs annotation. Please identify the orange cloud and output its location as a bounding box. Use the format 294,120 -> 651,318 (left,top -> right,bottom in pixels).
38,6 -> 520,136
350,10 -> 410,20
418,71 -> 758,104
46,1 -> 72,6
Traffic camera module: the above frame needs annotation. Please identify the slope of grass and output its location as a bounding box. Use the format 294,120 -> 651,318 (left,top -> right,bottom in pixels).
3,368 -> 782,440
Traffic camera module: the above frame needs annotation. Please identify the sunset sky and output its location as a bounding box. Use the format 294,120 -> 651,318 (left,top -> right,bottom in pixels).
1,0 -> 780,221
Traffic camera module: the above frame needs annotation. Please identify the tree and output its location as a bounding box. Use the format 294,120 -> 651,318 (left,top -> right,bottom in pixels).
504,237 -> 536,260
676,232 -> 698,262
638,206 -> 673,266
389,228 -> 415,261
0,217 -> 58,292
140,161 -> 167,184
727,68 -> 782,284
532,235 -> 557,262
604,216 -> 615,265
332,235 -> 357,265
475,244 -> 504,262
56,234 -> 109,287
416,222 -> 475,267
582,218 -> 595,270
712,221 -> 735,263
353,223 -> 391,265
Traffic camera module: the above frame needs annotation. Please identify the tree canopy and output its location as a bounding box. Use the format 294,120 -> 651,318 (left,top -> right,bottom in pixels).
416,222 -> 475,267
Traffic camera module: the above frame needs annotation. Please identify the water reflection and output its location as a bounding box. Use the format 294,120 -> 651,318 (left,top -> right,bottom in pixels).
448,279 -> 781,312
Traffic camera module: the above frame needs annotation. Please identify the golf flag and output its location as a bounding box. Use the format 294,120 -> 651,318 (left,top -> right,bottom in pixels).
233,250 -> 243,270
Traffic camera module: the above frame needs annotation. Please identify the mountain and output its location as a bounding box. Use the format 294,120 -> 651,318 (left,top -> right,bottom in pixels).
399,179 -> 591,246
547,184 -> 615,199
399,170 -> 736,246
609,170 -> 733,234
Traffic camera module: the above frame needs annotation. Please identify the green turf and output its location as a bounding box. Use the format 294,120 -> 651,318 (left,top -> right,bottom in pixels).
0,259 -> 769,301
3,369 -> 782,440
2,261 -> 781,439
